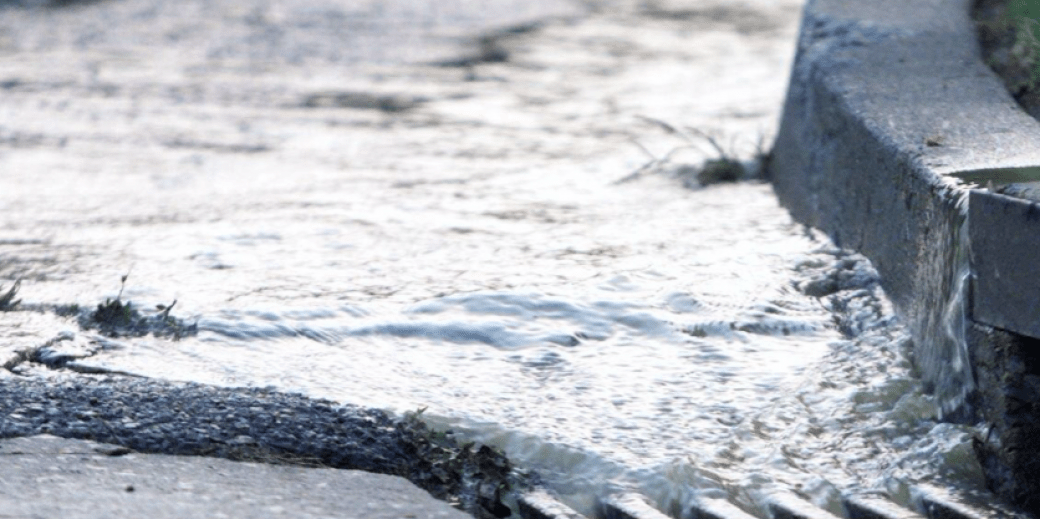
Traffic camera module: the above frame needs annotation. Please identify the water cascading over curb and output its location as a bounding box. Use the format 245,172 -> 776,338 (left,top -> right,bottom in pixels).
913,191 -> 973,421
767,0 -> 1040,511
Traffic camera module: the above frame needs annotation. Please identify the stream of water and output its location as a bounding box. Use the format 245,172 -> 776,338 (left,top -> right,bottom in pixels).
0,0 -> 987,516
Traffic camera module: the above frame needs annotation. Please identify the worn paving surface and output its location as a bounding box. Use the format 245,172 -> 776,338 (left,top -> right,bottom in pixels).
0,434 -> 471,519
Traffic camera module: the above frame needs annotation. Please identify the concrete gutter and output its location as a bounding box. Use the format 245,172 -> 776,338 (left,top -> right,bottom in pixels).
769,0 -> 1040,512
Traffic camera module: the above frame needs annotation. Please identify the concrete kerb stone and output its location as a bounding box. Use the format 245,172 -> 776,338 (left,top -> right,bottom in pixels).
968,189 -> 1040,339
768,0 -> 1040,511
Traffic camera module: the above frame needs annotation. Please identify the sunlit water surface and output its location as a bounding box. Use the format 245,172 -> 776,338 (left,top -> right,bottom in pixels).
0,0 -> 984,516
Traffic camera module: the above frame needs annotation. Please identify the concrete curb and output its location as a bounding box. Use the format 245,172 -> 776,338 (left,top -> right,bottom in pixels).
768,0 -> 1040,511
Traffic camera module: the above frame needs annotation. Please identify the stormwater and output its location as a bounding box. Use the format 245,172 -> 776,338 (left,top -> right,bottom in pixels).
0,0 -> 986,516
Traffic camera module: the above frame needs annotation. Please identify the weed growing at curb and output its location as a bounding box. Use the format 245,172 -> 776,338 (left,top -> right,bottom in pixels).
0,280 -> 21,311
616,115 -> 767,186
80,273 -> 197,339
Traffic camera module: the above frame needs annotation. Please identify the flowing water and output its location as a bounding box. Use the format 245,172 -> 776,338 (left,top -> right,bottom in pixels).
0,0 -> 986,516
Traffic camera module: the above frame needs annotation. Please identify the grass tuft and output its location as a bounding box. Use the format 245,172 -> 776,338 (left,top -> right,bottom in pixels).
81,273 -> 197,339
0,280 -> 21,311
616,115 -> 766,186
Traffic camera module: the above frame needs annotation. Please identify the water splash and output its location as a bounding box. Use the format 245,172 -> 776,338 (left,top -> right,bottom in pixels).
912,188 -> 975,422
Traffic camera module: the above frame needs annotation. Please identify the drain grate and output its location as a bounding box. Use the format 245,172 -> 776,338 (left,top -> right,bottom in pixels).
516,486 -> 1019,519
599,494 -> 673,519
518,490 -> 589,519
768,493 -> 844,519
844,495 -> 924,519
